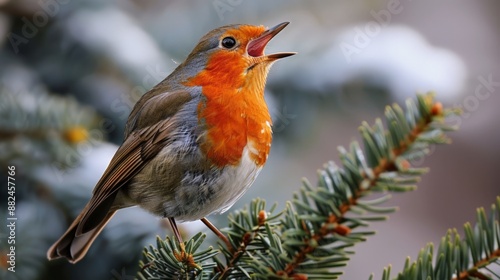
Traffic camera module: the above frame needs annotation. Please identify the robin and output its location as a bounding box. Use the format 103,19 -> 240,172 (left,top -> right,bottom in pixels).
47,22 -> 295,263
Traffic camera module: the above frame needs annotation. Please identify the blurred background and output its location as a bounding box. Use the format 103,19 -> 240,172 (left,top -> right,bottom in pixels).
0,0 -> 499,279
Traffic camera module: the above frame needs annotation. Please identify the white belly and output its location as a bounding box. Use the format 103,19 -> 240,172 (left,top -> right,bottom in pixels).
212,145 -> 262,214
161,144 -> 262,221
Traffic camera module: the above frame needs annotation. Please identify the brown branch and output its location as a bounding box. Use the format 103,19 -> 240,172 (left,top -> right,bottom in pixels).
219,210 -> 268,279
279,105 -> 438,277
454,248 -> 500,280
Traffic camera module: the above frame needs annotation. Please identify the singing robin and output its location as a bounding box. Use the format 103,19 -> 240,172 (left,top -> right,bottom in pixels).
47,22 -> 295,263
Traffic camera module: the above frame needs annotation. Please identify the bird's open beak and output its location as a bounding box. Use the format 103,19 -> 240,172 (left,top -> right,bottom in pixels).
247,22 -> 296,60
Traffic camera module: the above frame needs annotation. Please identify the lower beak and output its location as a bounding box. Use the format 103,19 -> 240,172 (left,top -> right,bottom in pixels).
247,22 -> 296,60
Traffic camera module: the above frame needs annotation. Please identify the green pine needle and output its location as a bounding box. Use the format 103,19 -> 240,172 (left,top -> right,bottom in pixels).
374,197 -> 500,280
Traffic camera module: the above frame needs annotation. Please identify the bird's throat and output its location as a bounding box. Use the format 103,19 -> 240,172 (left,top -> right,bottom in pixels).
184,51 -> 272,168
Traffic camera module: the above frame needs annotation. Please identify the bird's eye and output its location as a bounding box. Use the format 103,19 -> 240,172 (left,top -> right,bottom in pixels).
221,37 -> 237,49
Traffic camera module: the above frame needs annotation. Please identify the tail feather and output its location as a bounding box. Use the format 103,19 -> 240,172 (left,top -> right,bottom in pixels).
47,211 -> 116,264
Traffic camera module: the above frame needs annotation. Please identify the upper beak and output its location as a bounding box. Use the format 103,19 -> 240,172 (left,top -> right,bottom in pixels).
247,22 -> 296,60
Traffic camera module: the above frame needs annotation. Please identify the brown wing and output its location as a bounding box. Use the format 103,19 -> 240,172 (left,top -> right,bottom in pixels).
125,84 -> 193,137
76,90 -> 193,235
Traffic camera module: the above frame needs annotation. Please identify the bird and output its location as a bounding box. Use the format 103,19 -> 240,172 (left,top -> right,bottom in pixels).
47,22 -> 295,263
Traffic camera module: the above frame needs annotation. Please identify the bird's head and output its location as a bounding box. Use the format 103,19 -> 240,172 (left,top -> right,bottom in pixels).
181,22 -> 295,91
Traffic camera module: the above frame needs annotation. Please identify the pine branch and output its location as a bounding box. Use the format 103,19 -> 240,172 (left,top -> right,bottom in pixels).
371,196 -> 500,280
255,93 -> 455,279
136,92 -> 460,279
215,200 -> 282,279
137,233 -> 219,280
0,86 -> 100,169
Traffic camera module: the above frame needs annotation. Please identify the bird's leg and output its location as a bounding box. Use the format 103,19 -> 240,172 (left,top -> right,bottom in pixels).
168,217 -> 185,251
200,217 -> 233,251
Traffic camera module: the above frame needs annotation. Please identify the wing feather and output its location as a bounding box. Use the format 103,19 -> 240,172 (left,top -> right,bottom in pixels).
76,91 -> 193,235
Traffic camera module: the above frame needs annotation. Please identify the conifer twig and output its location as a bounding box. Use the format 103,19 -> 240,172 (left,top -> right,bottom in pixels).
373,197 -> 500,280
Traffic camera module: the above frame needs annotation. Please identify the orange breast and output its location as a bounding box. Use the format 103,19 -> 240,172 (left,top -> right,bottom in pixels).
184,51 -> 272,167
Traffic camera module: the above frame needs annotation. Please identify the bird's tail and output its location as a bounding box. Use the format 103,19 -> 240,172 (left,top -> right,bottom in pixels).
47,210 -> 116,263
